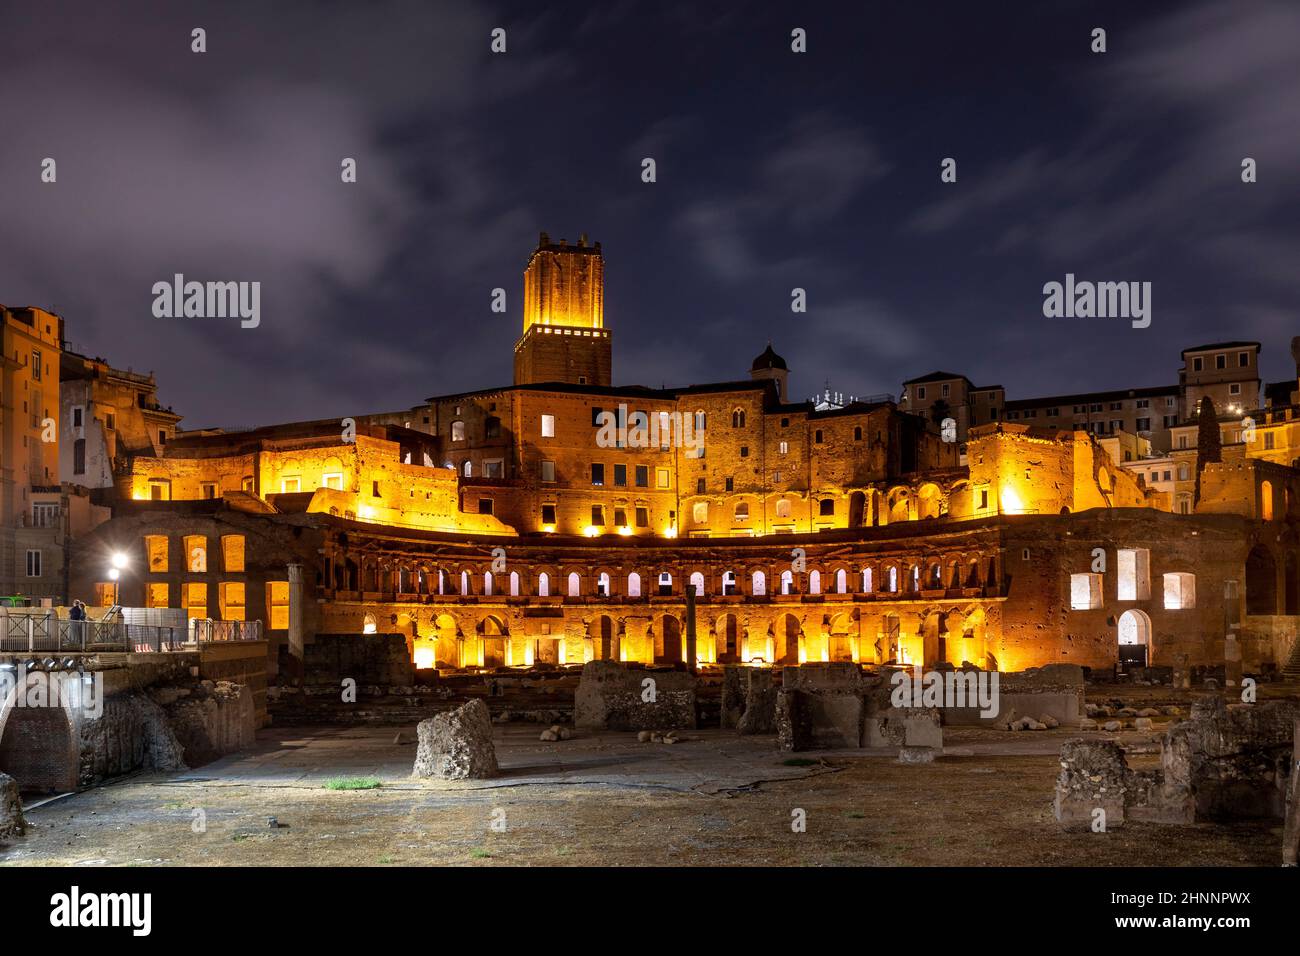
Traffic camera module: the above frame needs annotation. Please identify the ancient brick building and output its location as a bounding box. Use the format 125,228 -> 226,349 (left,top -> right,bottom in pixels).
63,234 -> 1300,680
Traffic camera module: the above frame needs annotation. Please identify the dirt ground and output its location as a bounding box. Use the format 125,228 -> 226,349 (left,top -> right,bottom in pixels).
0,723 -> 1283,867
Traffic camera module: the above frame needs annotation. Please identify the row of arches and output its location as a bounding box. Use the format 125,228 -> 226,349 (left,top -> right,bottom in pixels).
328,553 -> 1002,600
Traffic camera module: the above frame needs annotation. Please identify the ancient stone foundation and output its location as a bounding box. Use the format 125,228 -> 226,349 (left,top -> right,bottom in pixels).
1054,697 -> 1300,831
721,666 -> 776,734
0,772 -> 25,840
574,661 -> 696,731
773,662 -> 943,753
412,699 -> 498,780
1283,718 -> 1299,866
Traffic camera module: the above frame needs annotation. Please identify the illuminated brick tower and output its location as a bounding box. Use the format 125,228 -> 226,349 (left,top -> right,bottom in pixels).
512,232 -> 612,386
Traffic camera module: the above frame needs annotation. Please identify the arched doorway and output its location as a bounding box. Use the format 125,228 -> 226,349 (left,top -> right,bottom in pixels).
828,613 -> 855,662
1245,545 -> 1278,615
0,696 -> 78,792
715,613 -> 740,664
1117,609 -> 1152,669
848,491 -> 865,527
434,614 -> 459,667
655,615 -> 682,664
480,615 -> 508,669
774,613 -> 801,665
592,614 -> 616,661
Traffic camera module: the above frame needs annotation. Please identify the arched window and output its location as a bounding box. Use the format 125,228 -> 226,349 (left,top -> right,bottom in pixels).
776,499 -> 791,519
734,502 -> 749,522
732,409 -> 745,428
597,572 -> 611,598
537,572 -> 550,597
567,572 -> 581,597
483,572 -> 493,596
780,570 -> 794,595
690,572 -> 705,596
628,572 -> 641,597
809,570 -> 821,594
835,569 -> 847,594
509,571 -> 520,596
658,572 -> 674,596
722,570 -> 737,595
751,570 -> 766,596
862,567 -> 873,591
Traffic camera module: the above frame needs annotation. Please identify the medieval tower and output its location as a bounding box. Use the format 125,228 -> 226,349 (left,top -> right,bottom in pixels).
512,232 -> 612,387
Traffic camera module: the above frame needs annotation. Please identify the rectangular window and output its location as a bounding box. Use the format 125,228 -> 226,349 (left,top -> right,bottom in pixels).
322,473 -> 344,490
696,478 -> 706,494
73,439 -> 86,475
1193,357 -> 1203,372
146,582 -> 169,608
613,507 -> 627,527
541,504 -> 557,525
281,477 -> 301,493
158,429 -> 167,446
479,498 -> 494,515
1117,548 -> 1151,601
219,582 -> 246,621
635,465 -> 648,487
484,459 -> 504,478
541,414 -> 555,438
613,464 -> 627,486
451,421 -> 465,441
1163,572 -> 1196,609
591,505 -> 605,526
25,550 -> 41,577
266,582 -> 289,630
183,582 -> 208,621
1238,352 -> 1248,367
32,503 -> 59,528
145,535 -> 169,572
201,482 -> 218,499
72,406 -> 83,428
1216,354 -> 1226,369
222,535 -> 245,572
31,350 -> 41,381
635,506 -> 648,527
591,463 -> 604,486
540,459 -> 556,483
1070,573 -> 1103,610
656,468 -> 670,489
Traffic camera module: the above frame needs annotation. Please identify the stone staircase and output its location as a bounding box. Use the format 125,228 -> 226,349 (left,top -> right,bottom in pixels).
1283,636 -> 1300,678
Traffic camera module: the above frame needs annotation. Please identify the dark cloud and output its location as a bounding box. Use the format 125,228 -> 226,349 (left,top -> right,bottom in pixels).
0,0 -> 1295,429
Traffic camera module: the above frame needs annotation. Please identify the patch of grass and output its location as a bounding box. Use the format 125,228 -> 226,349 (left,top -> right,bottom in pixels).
782,758 -> 818,767
470,848 -> 492,859
160,802 -> 187,811
232,833 -> 251,842
378,855 -> 395,864
324,777 -> 382,791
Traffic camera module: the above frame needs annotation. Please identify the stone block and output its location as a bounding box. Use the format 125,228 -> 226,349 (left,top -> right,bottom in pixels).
412,699 -> 498,780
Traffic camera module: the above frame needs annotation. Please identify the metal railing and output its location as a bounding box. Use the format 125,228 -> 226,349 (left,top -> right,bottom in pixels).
0,613 -> 262,653
190,619 -> 263,643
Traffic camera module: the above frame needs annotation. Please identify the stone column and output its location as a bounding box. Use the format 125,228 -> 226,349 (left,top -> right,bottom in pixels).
685,588 -> 697,672
287,562 -> 305,682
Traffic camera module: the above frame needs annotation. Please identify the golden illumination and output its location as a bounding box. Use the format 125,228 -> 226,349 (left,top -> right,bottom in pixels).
413,647 -> 435,669
583,525 -> 600,537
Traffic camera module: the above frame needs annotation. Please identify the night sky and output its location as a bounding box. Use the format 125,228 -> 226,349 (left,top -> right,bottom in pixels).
2,0 -> 1297,429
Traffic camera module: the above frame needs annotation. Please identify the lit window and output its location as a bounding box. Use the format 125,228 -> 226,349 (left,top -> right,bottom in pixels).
322,473 -> 344,490
1070,573 -> 1103,610
541,414 -> 555,438
1163,572 -> 1196,609
1117,548 -> 1151,600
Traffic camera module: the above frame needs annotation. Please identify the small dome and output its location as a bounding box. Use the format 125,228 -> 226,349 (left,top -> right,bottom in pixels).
751,343 -> 787,371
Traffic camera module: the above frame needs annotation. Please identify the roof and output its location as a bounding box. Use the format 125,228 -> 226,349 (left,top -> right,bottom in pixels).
1004,383 -> 1178,410
902,371 -> 971,387
750,343 -> 787,371
1181,341 -> 1260,355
